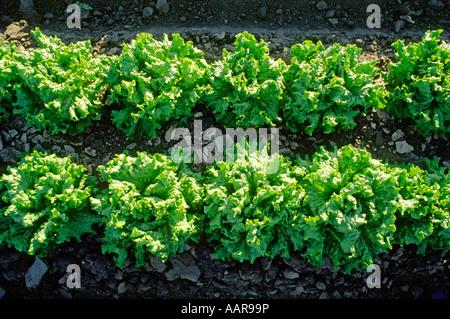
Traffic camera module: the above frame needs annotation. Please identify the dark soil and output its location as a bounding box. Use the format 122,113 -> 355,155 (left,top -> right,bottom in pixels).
0,0 -> 449,301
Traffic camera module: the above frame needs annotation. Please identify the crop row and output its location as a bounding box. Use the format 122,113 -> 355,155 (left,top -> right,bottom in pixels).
1,142 -> 449,273
0,28 -> 449,138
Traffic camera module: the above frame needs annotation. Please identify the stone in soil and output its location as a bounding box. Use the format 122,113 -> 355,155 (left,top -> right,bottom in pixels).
25,256 -> 48,289
395,140 -> 414,154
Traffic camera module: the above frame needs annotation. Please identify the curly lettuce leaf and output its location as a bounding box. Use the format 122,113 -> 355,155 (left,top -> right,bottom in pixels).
392,158 -> 450,253
294,145 -> 398,273
106,33 -> 209,139
285,41 -> 385,135
0,151 -> 100,257
384,30 -> 450,137
204,140 -> 317,263
0,41 -> 18,123
204,32 -> 287,129
91,151 -> 203,268
11,27 -> 110,135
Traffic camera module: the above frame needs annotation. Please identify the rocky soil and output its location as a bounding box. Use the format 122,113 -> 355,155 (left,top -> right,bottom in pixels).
0,0 -> 449,300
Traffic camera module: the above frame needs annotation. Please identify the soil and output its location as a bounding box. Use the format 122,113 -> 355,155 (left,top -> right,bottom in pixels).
0,0 -> 449,301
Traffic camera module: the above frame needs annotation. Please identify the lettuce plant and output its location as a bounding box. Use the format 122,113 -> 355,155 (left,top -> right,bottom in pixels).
12,28 -> 110,135
392,158 -> 450,253
294,145 -> 398,273
0,151 -> 100,257
284,41 -> 385,135
0,41 -> 17,123
91,152 -> 204,268
204,32 -> 287,129
384,29 -> 450,137
203,140 -> 321,263
106,33 -> 208,139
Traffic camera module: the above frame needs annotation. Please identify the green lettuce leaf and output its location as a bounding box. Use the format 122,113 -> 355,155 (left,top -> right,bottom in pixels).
0,151 -> 100,257
91,151 -> 204,268
204,140 -> 315,263
384,30 -> 450,137
203,32 -> 287,129
11,28 -> 110,135
106,33 -> 209,139
294,145 -> 398,273
285,41 -> 385,135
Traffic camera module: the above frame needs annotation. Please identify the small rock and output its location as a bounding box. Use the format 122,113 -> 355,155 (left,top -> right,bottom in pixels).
258,6 -> 268,19
279,148 -> 294,158
259,258 -> 272,271
167,253 -> 201,283
391,129 -> 405,141
428,0 -> 445,10
149,254 -> 167,273
316,1 -> 328,11
326,10 -> 335,18
214,32 -> 226,42
156,0 -> 170,14
164,268 -> 180,281
293,285 -> 304,296
400,15 -> 415,24
20,133 -> 27,144
319,292 -> 328,299
239,263 -> 262,282
19,0 -> 34,11
316,281 -> 327,290
64,145 -> 75,153
443,161 -> 450,169
284,269 -> 299,280
0,147 -> 21,164
25,256 -> 48,289
395,140 -> 414,154
8,129 -> 18,138
117,282 -> 127,294
126,143 -> 137,150
391,246 -> 404,261
44,13 -> 54,19
0,136 -> 3,151
376,109 -> 390,121
142,7 -> 154,18
85,147 -> 97,157
328,18 -> 339,26
395,19 -> 406,33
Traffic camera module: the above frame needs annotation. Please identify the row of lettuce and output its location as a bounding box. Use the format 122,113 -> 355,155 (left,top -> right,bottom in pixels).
0,28 -> 449,138
0,142 -> 449,273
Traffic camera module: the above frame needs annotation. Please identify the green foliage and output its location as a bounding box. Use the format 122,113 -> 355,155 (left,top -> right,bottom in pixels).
284,41 -> 385,135
392,158 -> 450,253
294,145 -> 398,273
91,152 -> 204,268
106,33 -> 208,139
74,1 -> 93,11
204,31 -> 287,128
0,41 -> 17,123
203,140 -> 320,263
0,151 -> 100,257
11,27 -> 110,135
384,30 -> 450,137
